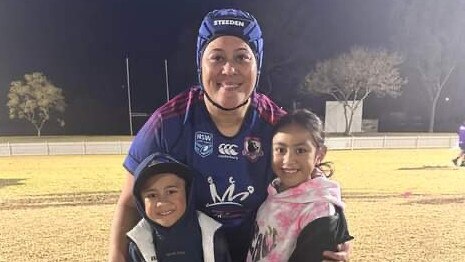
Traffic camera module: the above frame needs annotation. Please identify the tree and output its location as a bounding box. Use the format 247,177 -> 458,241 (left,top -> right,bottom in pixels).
302,47 -> 406,135
390,0 -> 465,132
7,72 -> 66,136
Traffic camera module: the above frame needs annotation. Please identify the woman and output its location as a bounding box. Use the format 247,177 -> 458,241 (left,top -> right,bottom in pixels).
109,9 -> 351,262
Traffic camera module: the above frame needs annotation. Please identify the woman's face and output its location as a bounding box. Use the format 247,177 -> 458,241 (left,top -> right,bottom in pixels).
201,35 -> 257,110
272,123 -> 324,191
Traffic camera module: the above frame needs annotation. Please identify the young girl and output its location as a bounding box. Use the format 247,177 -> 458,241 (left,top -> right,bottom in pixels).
247,109 -> 353,262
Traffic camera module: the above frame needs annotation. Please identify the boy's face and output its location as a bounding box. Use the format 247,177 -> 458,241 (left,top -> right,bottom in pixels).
141,173 -> 187,227
272,123 -> 325,191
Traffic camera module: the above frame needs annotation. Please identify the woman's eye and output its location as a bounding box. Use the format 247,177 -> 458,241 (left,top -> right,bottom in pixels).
167,189 -> 178,195
210,55 -> 224,62
237,53 -> 252,62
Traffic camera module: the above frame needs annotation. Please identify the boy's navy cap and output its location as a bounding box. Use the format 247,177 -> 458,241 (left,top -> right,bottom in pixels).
133,153 -> 192,197
196,8 -> 263,86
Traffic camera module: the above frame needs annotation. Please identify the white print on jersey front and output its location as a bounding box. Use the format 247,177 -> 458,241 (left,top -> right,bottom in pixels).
206,176 -> 254,207
218,143 -> 239,160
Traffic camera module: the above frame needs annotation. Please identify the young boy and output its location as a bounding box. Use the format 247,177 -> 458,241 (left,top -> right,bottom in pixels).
126,153 -> 231,262
452,120 -> 465,167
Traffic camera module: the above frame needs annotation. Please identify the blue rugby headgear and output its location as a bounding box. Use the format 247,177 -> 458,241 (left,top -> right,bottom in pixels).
196,9 -> 264,88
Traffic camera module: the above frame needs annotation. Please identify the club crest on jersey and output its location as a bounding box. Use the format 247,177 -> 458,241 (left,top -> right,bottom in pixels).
194,131 -> 213,157
242,136 -> 264,162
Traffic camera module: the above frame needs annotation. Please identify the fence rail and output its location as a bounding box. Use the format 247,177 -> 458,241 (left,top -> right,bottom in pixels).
0,141 -> 131,156
0,135 -> 458,157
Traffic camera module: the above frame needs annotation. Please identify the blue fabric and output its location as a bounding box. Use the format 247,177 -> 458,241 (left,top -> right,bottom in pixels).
125,87 -> 286,261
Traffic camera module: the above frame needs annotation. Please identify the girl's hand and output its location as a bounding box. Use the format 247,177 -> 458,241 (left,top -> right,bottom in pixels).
322,242 -> 352,261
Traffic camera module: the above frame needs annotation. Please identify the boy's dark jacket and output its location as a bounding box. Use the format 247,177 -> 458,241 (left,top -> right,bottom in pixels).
126,153 -> 231,262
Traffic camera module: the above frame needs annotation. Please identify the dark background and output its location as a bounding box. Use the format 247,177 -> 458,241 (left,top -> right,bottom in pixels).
1,0 -> 464,136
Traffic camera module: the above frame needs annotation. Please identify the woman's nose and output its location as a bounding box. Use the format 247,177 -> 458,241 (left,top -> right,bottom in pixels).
222,61 -> 237,75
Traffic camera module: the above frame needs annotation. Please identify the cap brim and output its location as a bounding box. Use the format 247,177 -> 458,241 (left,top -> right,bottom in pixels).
135,162 -> 192,191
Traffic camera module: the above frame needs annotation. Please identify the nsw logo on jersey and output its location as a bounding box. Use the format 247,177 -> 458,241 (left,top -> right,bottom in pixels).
194,131 -> 213,157
218,143 -> 239,160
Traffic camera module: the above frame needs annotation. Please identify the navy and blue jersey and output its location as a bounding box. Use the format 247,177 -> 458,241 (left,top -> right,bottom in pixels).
124,86 -> 286,260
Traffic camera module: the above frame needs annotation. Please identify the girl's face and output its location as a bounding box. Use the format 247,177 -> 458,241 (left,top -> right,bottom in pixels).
141,173 -> 186,227
201,35 -> 257,110
272,123 -> 325,191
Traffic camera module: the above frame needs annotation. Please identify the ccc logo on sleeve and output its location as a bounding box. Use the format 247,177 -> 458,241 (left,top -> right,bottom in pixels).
218,143 -> 239,156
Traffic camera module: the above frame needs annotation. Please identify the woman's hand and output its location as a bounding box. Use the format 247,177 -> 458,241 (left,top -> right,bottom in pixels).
322,241 -> 352,261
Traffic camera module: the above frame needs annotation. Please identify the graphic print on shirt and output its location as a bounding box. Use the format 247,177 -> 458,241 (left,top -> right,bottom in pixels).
206,176 -> 255,207
249,222 -> 278,261
242,136 -> 264,162
218,143 -> 239,160
194,131 -> 213,157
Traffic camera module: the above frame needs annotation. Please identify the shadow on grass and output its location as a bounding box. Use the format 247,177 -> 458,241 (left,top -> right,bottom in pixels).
402,197 -> 465,205
0,178 -> 26,189
397,165 -> 457,170
344,192 -> 465,205
0,190 -> 121,210
343,192 -> 399,200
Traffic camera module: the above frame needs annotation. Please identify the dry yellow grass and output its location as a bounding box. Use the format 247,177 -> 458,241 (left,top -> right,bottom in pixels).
0,155 -> 126,262
1,149 -> 464,261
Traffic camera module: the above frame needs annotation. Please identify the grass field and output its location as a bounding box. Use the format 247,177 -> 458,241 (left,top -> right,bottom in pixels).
1,149 -> 464,261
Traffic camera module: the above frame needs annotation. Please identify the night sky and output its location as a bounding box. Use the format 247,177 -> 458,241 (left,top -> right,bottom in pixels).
1,0 -> 463,136
0,0 -> 207,135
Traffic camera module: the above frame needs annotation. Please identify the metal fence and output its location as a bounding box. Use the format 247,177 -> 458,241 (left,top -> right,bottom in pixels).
326,135 -> 458,150
0,141 -> 131,156
0,135 -> 458,157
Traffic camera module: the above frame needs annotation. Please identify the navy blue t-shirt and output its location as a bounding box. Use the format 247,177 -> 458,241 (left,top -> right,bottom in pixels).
124,86 -> 285,261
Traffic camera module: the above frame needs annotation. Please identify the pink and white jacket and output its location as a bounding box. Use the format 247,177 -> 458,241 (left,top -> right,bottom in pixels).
247,175 -> 344,262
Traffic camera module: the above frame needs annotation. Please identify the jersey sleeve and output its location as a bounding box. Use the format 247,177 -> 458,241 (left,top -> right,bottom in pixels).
123,113 -> 166,175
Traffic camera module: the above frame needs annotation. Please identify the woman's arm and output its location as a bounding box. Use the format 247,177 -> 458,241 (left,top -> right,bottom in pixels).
108,173 -> 139,262
322,242 -> 352,262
